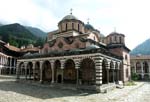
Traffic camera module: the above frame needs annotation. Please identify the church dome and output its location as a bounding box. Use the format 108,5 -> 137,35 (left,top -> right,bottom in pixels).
62,14 -> 78,21
58,12 -> 84,33
85,20 -> 95,31
85,23 -> 94,30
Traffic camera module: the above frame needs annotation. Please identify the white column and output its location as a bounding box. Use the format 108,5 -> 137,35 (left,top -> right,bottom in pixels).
9,58 -> 12,75
60,60 -> 65,84
140,61 -> 144,79
32,62 -> 35,80
51,61 -> 54,84
14,59 -> 16,74
75,60 -> 80,85
134,62 -> 136,73
40,61 -> 43,83
24,63 -> 28,80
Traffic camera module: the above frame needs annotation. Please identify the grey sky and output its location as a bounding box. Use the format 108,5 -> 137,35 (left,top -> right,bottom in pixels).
0,0 -> 150,50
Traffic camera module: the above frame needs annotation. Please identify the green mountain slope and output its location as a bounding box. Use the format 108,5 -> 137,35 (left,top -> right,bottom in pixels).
25,26 -> 47,38
0,23 -> 45,47
130,39 -> 150,55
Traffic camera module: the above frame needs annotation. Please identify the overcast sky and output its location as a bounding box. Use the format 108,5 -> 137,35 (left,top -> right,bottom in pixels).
0,0 -> 150,50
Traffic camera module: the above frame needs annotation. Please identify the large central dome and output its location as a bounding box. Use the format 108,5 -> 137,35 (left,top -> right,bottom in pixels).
62,14 -> 78,20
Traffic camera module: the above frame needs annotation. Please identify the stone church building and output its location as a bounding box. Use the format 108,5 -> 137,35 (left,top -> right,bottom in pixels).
16,12 -> 130,92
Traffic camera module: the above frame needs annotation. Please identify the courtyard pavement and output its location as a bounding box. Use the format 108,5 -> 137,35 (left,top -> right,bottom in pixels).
0,75 -> 150,102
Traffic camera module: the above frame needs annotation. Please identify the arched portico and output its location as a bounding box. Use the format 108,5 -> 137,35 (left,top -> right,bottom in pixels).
42,60 -> 52,82
26,62 -> 33,79
80,58 -> 95,85
54,60 -> 62,83
102,59 -> 108,84
109,61 -> 115,83
64,59 -> 76,84
34,61 -> 40,81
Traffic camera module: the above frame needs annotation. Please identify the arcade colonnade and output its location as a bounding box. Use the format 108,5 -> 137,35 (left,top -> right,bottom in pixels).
131,60 -> 150,79
17,53 -> 122,88
0,53 -> 17,75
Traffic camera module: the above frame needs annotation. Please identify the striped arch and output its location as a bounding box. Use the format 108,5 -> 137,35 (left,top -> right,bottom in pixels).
80,58 -> 95,85
64,59 -> 76,84
102,58 -> 109,84
42,60 -> 52,82
26,62 -> 33,79
18,62 -> 25,76
34,61 -> 40,81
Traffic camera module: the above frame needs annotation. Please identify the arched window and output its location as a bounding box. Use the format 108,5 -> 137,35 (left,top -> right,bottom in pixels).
72,23 -> 74,30
125,55 -> 128,60
66,23 -> 68,31
119,37 -> 122,43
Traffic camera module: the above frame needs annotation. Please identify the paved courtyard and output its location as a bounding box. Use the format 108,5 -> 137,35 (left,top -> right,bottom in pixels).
0,75 -> 150,102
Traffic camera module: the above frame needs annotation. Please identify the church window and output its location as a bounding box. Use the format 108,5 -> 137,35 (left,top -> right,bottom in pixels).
66,23 -> 68,31
119,37 -> 122,43
72,23 -> 74,30
125,55 -> 128,60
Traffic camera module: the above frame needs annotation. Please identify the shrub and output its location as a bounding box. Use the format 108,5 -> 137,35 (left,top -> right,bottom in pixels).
131,72 -> 139,81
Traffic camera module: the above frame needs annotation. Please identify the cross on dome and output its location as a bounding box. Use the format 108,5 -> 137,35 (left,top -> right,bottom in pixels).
70,8 -> 73,15
87,18 -> 90,24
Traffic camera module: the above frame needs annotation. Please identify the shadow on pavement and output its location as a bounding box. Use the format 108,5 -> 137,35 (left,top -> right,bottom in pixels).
0,76 -> 96,99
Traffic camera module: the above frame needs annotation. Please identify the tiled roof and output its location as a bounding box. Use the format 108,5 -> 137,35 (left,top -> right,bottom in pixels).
4,44 -> 20,52
20,47 -> 40,52
130,55 -> 150,60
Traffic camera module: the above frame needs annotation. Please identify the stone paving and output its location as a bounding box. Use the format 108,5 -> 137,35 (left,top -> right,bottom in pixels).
0,75 -> 150,102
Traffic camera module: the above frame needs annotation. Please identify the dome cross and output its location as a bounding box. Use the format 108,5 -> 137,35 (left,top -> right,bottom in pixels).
70,8 -> 73,15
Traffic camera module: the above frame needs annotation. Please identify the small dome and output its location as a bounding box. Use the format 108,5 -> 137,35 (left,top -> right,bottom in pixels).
62,14 -> 78,21
85,23 -> 94,30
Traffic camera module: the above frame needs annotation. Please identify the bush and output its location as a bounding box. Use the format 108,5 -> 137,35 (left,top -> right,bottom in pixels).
125,80 -> 136,86
131,72 -> 139,81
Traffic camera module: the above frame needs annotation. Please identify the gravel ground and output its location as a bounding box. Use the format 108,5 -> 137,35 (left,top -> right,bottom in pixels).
0,75 -> 149,102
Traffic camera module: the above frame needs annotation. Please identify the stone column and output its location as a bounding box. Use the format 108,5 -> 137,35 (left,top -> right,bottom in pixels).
107,69 -> 109,83
75,59 -> 80,85
9,58 -> 12,75
14,59 -> 16,74
112,69 -> 115,83
40,61 -> 43,83
107,62 -> 110,84
60,60 -> 65,84
134,62 -> 136,73
32,62 -> 36,80
16,63 -> 20,80
94,57 -> 102,86
140,61 -> 144,79
25,63 -> 28,80
51,61 -> 55,84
